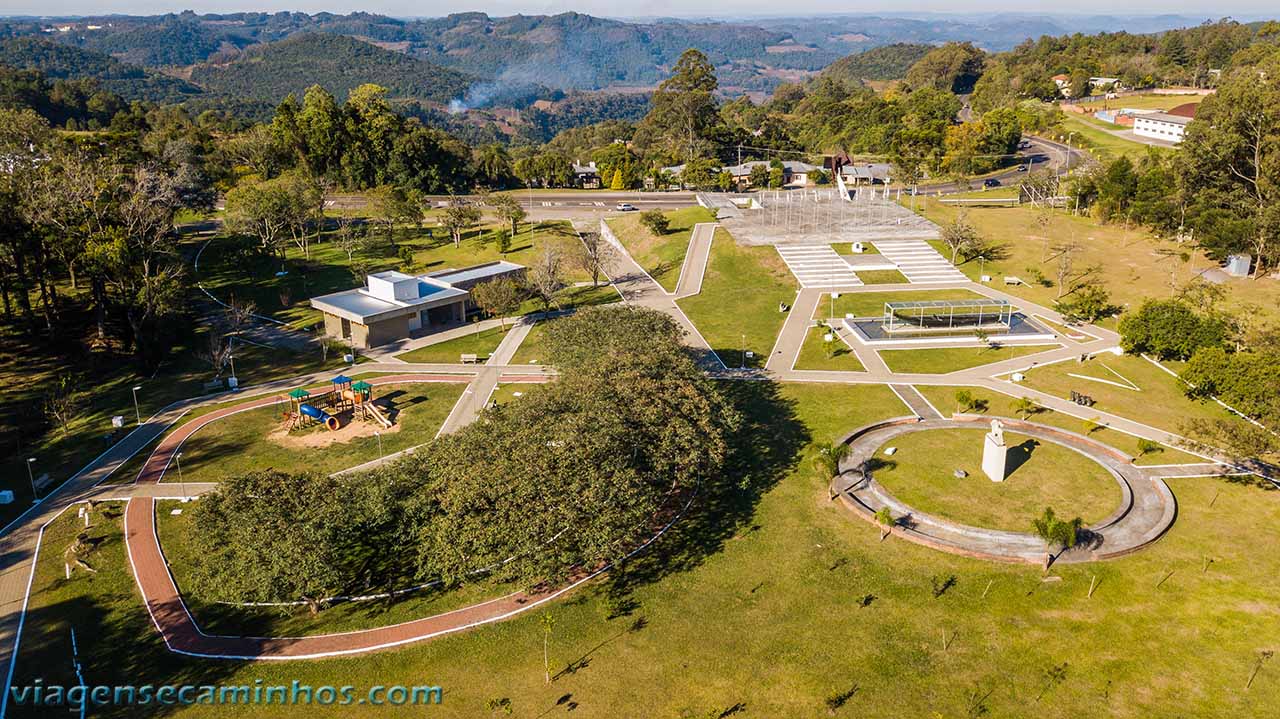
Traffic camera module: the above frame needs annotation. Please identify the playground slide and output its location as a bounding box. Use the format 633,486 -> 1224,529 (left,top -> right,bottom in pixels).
299,403 -> 341,431
365,403 -> 393,429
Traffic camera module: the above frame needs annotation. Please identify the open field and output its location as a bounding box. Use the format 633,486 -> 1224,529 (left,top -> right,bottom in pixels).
509,318 -> 556,366
912,202 -> 1280,328
606,207 -> 717,292
1016,353 -> 1253,439
11,379 -> 1280,717
812,288 -> 983,320
794,326 -> 865,371
1076,93 -> 1208,112
879,344 -> 1056,374
162,382 -> 467,483
914,384 -> 1205,465
678,229 -> 797,369
1056,114 -> 1161,162
871,427 -> 1121,531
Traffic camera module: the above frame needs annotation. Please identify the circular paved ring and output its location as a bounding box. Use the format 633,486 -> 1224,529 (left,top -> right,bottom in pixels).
831,416 -> 1177,564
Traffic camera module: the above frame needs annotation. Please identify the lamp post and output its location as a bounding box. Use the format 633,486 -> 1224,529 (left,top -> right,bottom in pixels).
375,431 -> 384,464
131,385 -> 142,424
175,451 -> 187,502
26,458 -> 38,503
979,254 -> 987,280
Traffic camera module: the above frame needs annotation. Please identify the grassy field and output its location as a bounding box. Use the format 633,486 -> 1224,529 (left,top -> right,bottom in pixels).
509,318 -> 556,366
855,269 -> 909,284
914,384 -> 1204,465
163,382 -> 466,483
1076,93 -> 1208,112
395,325 -> 508,364
678,228 -> 797,369
200,220 -> 595,331
879,344 -> 1058,374
605,206 -> 717,292
1017,353 -> 1253,438
793,326 -> 866,371
813,288 -> 983,320
910,201 -> 1280,327
11,379 -> 1280,717
871,427 -> 1121,531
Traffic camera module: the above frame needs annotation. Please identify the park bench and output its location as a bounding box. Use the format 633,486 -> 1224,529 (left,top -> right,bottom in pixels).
460,353 -> 480,364
202,379 -> 224,393
1003,276 -> 1025,286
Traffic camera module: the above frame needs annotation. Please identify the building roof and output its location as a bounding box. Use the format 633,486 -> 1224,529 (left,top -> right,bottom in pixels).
721,160 -> 820,176
840,163 -> 892,180
1136,112 -> 1192,126
427,260 -> 525,286
573,163 -> 598,175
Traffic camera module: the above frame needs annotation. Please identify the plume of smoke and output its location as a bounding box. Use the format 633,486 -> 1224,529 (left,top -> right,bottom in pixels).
447,50 -> 603,114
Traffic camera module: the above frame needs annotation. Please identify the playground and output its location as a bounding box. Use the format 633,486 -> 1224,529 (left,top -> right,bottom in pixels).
168,379 -> 467,483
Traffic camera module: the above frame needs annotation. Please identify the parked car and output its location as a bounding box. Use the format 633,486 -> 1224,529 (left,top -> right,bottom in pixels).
616,203 -> 637,211
1016,164 -> 1029,172
983,178 -> 1002,188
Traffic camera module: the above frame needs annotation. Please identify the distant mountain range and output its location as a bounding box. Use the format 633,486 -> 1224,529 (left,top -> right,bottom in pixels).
0,10 -> 1247,115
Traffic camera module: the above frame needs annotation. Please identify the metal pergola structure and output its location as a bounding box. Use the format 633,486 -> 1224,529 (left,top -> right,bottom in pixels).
882,298 -> 1013,335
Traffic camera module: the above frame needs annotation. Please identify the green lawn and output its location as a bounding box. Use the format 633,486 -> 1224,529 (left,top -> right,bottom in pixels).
1057,114 -> 1161,162
509,318 -> 555,366
677,229 -> 797,369
10,380 -> 1280,717
165,382 -> 466,483
812,288 -> 984,320
914,384 -> 1205,465
855,269 -> 909,285
1077,93 -> 1208,112
879,344 -> 1058,374
606,207 -> 717,292
395,325 -> 509,364
1017,352 -> 1253,439
871,427 -> 1121,532
793,326 -> 865,371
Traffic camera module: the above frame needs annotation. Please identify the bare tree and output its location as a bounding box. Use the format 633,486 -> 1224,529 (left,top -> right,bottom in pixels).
525,244 -> 565,316
940,213 -> 981,264
574,231 -> 615,288
43,375 -> 83,436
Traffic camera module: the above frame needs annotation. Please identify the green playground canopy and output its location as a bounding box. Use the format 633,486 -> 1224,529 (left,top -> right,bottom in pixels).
351,380 -> 372,392
288,388 -> 310,399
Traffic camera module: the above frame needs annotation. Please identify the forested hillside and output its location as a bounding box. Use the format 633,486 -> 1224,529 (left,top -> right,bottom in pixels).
819,43 -> 933,83
189,33 -> 472,105
0,38 -> 202,103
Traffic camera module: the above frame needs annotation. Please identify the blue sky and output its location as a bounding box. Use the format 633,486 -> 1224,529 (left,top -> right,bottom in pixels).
2,2 -> 1274,19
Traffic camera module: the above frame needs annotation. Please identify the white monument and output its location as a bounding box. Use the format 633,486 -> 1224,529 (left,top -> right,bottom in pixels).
982,419 -> 1011,482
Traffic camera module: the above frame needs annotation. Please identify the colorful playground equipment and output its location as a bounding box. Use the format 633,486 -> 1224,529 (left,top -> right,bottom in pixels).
283,376 -> 394,432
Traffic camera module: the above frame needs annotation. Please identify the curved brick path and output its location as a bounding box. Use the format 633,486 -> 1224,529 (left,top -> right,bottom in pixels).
832,416 -> 1177,564
121,373 -> 655,660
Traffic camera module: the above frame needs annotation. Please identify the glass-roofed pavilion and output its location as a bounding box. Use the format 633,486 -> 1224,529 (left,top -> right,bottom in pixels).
882,298 -> 1014,335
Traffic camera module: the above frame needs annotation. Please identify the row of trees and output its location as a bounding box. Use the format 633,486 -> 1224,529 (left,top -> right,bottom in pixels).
188,307 -> 741,610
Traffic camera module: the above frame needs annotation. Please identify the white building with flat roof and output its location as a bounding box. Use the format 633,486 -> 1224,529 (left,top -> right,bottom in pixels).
1133,112 -> 1192,144
310,261 -> 525,348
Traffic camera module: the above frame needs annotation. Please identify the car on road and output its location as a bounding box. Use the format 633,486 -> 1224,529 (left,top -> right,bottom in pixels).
616,203 -> 637,211
1016,164 -> 1029,172
983,178 -> 1002,188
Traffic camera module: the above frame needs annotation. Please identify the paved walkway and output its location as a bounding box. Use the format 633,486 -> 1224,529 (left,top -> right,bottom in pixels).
589,220 -> 724,370
889,384 -> 943,419
833,417 -> 1177,564
674,223 -> 718,298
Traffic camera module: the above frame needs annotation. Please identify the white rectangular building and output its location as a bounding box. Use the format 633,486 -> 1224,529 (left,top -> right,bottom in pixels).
1133,112 -> 1192,144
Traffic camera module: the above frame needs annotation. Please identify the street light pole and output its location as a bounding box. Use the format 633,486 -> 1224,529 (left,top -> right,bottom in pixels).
26,458 -> 38,503
131,385 -> 142,424
375,431 -> 384,464
740,333 -> 746,370
175,451 -> 187,501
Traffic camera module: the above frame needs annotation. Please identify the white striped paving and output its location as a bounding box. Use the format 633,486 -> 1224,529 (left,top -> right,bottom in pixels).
775,244 -> 862,288
871,239 -> 966,283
